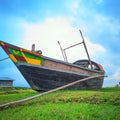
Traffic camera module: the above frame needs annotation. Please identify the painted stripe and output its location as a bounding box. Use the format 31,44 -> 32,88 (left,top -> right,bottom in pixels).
9,54 -> 17,63
2,46 -> 11,54
0,42 -> 5,46
2,44 -> 43,65
26,58 -> 41,65
8,48 -> 22,56
21,52 -> 43,65
14,56 -> 26,62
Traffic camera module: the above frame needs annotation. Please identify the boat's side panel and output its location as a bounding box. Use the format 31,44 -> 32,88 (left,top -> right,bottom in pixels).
17,63 -> 104,91
43,59 -> 102,77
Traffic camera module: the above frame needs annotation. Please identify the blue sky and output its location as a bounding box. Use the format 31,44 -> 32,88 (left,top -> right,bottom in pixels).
0,0 -> 120,87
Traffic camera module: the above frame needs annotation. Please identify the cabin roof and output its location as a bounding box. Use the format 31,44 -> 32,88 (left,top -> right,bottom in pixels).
0,77 -> 14,81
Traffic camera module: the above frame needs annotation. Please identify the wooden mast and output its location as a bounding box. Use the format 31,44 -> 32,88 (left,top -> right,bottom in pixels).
58,30 -> 93,69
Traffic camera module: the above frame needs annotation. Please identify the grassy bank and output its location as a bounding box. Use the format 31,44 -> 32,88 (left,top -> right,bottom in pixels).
0,87 -> 120,120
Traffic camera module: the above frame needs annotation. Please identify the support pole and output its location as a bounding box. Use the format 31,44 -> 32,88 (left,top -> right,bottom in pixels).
79,30 -> 93,69
58,41 -> 68,62
64,42 -> 83,51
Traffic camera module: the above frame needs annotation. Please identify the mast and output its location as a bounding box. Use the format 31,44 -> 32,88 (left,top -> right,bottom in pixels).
58,30 -> 93,69
79,30 -> 93,69
58,41 -> 68,62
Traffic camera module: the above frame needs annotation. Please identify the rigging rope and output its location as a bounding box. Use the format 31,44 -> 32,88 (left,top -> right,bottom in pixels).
0,57 -> 9,61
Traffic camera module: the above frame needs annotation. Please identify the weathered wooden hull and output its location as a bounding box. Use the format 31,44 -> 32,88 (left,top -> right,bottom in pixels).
17,57 -> 104,91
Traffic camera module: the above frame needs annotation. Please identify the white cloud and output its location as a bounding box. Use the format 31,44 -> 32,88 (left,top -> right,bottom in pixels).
93,14 -> 120,35
111,68 -> 120,81
104,68 -> 120,87
21,17 -> 106,63
85,37 -> 105,55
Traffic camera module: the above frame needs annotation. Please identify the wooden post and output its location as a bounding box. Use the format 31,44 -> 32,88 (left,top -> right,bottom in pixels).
58,41 -> 68,62
31,44 -> 35,52
79,30 -> 93,69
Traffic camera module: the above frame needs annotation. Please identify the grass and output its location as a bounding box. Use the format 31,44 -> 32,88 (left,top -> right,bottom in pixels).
0,87 -> 37,105
0,87 -> 120,120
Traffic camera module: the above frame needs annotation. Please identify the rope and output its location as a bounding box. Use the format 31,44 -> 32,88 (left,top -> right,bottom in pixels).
0,57 -> 9,61
0,75 -> 105,109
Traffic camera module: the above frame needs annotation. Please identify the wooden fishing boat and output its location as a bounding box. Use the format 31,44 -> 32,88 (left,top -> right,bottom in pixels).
0,41 -> 104,91
0,31 -> 105,91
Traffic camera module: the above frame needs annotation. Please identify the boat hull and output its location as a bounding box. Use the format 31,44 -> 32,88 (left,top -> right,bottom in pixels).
17,63 -> 104,91
0,41 -> 105,91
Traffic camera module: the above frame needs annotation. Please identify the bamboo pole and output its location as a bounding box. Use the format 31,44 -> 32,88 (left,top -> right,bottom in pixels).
57,41 -> 68,62
79,30 -> 93,69
0,75 -> 104,109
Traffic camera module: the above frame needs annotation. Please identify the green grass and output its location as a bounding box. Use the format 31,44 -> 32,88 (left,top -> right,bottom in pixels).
0,87 -> 37,104
0,87 -> 120,120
